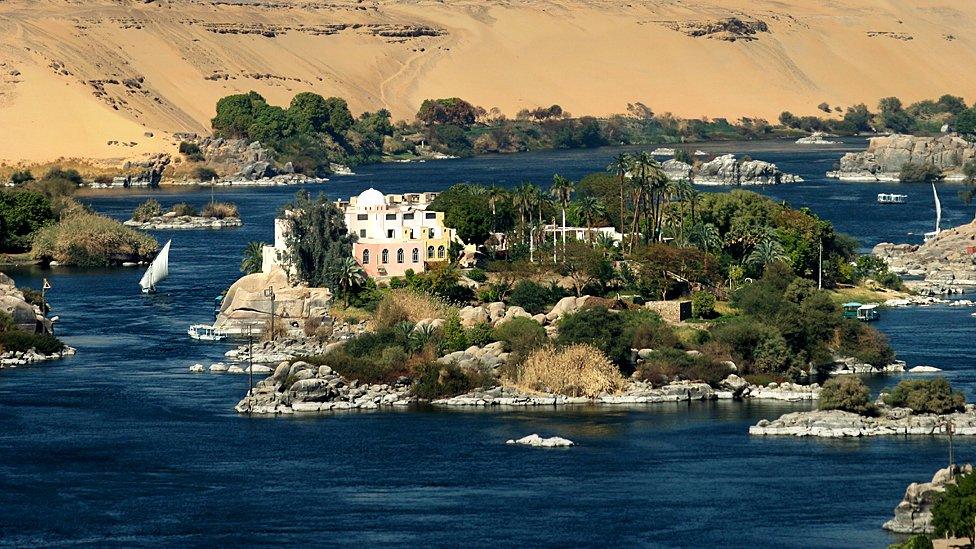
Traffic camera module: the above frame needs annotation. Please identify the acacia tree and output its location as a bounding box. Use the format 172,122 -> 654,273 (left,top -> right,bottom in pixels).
282,191 -> 354,291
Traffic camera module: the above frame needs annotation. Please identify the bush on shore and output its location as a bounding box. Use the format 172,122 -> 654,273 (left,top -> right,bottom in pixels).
0,330 -> 65,354
132,199 -> 162,222
516,343 -> 623,397
374,289 -> 457,329
636,348 -> 732,387
171,202 -> 197,217
818,376 -> 873,414
31,212 -> 159,266
882,378 -> 965,414
202,201 -> 239,219
412,362 -> 492,400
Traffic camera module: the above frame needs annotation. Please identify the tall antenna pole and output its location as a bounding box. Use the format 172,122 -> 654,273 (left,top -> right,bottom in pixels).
247,324 -> 253,398
818,239 -> 823,290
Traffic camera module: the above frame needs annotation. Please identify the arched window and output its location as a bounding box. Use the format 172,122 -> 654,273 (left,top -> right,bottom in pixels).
397,248 -> 404,263
427,246 -> 435,259
412,248 -> 419,263
362,249 -> 370,264
381,249 -> 389,264
437,245 -> 445,259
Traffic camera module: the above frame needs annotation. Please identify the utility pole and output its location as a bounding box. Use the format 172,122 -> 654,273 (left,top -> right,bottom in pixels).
552,217 -> 557,264
247,323 -> 254,398
264,287 -> 276,341
529,227 -> 534,263
818,239 -> 823,290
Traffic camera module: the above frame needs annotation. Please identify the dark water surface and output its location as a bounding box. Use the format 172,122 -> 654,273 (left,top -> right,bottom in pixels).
2,139 -> 974,547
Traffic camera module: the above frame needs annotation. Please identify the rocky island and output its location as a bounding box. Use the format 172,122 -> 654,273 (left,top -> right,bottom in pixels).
0,272 -> 74,368
662,154 -> 802,185
874,220 -> 976,287
884,464 -> 972,534
828,134 -> 976,181
126,199 -> 242,230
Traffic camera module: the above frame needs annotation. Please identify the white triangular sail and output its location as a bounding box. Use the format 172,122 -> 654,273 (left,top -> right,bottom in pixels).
139,240 -> 171,292
932,183 -> 942,235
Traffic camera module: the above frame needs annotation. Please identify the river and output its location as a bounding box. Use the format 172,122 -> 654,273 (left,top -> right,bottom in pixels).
0,138 -> 973,547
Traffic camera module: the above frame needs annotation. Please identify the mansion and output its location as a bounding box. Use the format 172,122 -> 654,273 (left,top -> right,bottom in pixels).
263,188 -> 459,279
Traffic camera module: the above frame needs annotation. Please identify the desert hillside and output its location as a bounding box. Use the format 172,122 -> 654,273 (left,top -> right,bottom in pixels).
1,0 -> 975,163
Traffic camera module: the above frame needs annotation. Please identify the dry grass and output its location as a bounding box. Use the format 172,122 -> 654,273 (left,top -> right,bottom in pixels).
31,212 -> 158,266
515,344 -> 624,397
374,289 -> 457,329
202,201 -> 238,219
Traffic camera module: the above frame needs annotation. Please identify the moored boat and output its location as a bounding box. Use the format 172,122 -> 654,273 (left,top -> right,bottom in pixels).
877,193 -> 907,204
188,324 -> 227,341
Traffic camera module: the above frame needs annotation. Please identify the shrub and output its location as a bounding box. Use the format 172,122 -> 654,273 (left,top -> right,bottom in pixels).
507,280 -> 556,314
819,376 -> 872,414
622,308 -> 679,350
178,141 -> 205,161
31,213 -> 159,266
132,199 -> 162,222
0,331 -> 65,354
465,322 -> 495,347
202,201 -> 239,219
374,289 -> 457,329
882,378 -> 965,414
171,202 -> 198,217
517,344 -> 623,397
412,362 -> 491,399
899,162 -> 944,184
557,306 -> 628,367
636,348 -> 731,387
439,315 -> 468,353
466,268 -> 488,283
888,534 -> 933,549
691,291 -> 716,319
0,189 -> 55,251
839,320 -> 895,367
493,316 -> 547,378
194,166 -> 218,181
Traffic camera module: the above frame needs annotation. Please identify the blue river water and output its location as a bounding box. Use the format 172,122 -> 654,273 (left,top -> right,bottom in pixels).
1,139 -> 974,547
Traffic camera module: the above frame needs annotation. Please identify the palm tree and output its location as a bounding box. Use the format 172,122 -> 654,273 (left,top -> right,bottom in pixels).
607,152 -> 631,234
747,236 -> 788,270
689,223 -> 722,254
645,159 -> 670,242
486,185 -> 506,232
240,241 -> 266,274
331,256 -> 367,306
549,174 -> 574,256
513,182 -> 534,243
575,196 -> 606,243
628,151 -> 653,251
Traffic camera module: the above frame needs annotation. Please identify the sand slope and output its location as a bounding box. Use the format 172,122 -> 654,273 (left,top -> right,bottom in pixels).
1,0 -> 975,162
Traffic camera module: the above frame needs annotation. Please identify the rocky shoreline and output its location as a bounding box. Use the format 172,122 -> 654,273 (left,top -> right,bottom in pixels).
661,154 -> 802,185
0,346 -> 76,369
750,407 -> 976,437
828,134 -> 975,181
884,464 -> 971,534
124,214 -> 242,230
875,224 -> 976,287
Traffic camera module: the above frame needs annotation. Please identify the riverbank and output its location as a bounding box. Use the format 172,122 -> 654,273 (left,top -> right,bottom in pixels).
124,215 -> 242,230
750,408 -> 976,437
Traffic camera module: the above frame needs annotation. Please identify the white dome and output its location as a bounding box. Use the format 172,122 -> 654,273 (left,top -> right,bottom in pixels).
357,188 -> 385,208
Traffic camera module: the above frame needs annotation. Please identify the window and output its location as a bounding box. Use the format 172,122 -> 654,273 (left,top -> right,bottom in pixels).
362,249 -> 370,264
357,214 -> 368,221
397,249 -> 404,263
412,248 -> 419,263
437,245 -> 445,259
387,229 -> 394,238
382,249 -> 389,264
425,212 -> 436,219
427,246 -> 435,259
359,229 -> 366,237
403,213 -> 414,220
385,213 -> 396,221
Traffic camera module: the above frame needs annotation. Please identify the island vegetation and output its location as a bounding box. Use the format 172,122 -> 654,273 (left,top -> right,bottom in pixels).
249,158 -> 898,400
131,199 -> 239,221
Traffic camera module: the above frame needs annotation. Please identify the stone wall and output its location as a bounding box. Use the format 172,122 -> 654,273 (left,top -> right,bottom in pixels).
644,300 -> 691,323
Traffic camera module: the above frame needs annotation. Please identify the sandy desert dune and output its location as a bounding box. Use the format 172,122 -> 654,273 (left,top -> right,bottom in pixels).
0,0 -> 975,163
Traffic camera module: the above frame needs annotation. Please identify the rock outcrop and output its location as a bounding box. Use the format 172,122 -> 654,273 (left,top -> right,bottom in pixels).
124,213 -> 242,230
506,434 -> 574,447
213,267 -> 332,337
750,407 -> 976,437
884,464 -> 973,534
235,360 -> 414,414
874,221 -> 976,286
795,132 -> 838,145
694,154 -> 802,185
0,273 -> 53,334
828,134 -> 976,181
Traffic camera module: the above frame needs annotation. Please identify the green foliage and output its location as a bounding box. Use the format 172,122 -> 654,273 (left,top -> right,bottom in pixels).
557,306 -> 629,367
439,315 -> 468,354
492,316 -> 547,371
899,162 -> 945,184
31,212 -> 158,266
10,170 -> 34,185
171,202 -> 198,217
883,378 -> 965,414
838,319 -> 895,367
853,255 -> 904,290
417,98 -> 480,126
427,184 -> 502,244
819,376 -> 872,414
132,199 -> 162,222
283,191 -> 354,291
957,107 -> 976,136
691,291 -> 716,319
466,268 -> 487,283
412,362 -> 491,399
0,330 -> 65,354
241,241 -> 266,275
0,189 -> 55,251
465,322 -> 495,347
887,534 -> 933,549
932,473 -> 976,545
507,280 -> 563,314
194,167 -> 218,181
636,348 -> 732,387
621,308 -> 679,350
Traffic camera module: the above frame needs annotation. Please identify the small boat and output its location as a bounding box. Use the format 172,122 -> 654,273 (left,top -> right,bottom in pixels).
139,239 -> 171,294
923,183 -> 942,242
188,324 -> 227,341
842,302 -> 880,321
877,193 -> 907,204
650,147 -> 676,156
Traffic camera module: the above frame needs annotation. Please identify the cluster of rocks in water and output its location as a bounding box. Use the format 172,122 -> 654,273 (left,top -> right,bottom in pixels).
828,133 -> 976,181
235,360 -> 413,414
874,223 -> 976,287
0,346 -> 76,369
661,154 -> 802,185
506,434 -> 574,448
795,132 -> 838,145
750,406 -> 976,437
123,212 -> 242,230
884,464 -> 972,534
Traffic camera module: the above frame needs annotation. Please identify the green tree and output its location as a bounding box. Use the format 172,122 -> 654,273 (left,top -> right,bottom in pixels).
240,241 -> 266,275
574,196 -> 607,242
549,174 -> 574,254
416,98 -> 480,126
0,189 -> 55,251
819,376 -> 872,414
557,306 -> 629,367
899,162 -> 945,184
882,378 -> 965,414
932,472 -> 976,546
282,191 -> 354,290
331,256 -> 367,306
607,152 -> 631,234
212,91 -> 267,138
